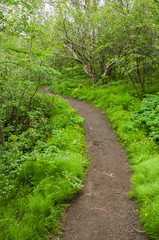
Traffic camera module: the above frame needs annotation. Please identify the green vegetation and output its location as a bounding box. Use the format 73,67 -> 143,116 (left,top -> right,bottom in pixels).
50,78 -> 159,239
1,0 -> 159,239
0,2 -> 89,239
0,92 -> 88,240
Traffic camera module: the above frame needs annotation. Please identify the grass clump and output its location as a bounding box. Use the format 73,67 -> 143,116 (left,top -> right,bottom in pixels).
129,155 -> 159,239
0,93 -> 89,240
50,78 -> 159,239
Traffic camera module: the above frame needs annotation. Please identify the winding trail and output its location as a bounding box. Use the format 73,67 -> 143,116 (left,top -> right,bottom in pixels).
47,89 -> 150,240
62,97 -> 149,240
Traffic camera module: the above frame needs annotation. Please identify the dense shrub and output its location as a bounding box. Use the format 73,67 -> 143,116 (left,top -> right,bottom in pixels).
133,94 -> 159,140
0,93 -> 88,240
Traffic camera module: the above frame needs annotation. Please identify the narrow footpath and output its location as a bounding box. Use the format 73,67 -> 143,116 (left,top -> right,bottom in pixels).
62,97 -> 149,240
48,89 -> 150,240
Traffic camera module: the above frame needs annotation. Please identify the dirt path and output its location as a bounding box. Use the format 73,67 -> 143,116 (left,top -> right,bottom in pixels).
58,97 -> 149,240
44,87 -> 150,240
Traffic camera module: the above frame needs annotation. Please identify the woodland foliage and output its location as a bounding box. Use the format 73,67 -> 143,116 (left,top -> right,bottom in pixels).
45,0 -> 159,94
0,1 -> 88,239
0,0 -> 159,239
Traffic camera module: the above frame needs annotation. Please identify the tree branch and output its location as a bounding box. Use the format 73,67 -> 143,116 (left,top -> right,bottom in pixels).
66,44 -> 92,77
103,60 -> 116,76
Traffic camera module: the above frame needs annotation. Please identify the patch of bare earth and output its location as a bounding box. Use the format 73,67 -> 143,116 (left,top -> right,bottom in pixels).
48,89 -> 150,240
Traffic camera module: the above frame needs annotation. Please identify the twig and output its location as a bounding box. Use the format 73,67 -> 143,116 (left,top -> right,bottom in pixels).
90,207 -> 108,214
90,201 -> 113,214
103,172 -> 114,177
131,224 -> 145,233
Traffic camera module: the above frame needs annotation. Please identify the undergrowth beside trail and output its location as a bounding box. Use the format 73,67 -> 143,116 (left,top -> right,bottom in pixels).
0,93 -> 88,240
50,78 -> 159,240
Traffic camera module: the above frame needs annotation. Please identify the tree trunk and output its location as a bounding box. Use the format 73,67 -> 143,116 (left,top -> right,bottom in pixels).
65,57 -> 67,73
0,119 -> 5,150
118,1 -> 145,95
91,72 -> 98,84
133,49 -> 145,94
102,60 -> 116,84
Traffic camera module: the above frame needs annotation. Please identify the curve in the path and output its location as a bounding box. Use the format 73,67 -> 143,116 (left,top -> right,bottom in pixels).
59,97 -> 150,240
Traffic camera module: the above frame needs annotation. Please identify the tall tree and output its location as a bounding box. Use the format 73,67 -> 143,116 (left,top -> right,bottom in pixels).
0,0 -> 54,148
47,0 -> 118,84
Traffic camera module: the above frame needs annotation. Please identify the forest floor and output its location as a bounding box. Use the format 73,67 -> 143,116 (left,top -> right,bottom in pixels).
48,90 -> 150,240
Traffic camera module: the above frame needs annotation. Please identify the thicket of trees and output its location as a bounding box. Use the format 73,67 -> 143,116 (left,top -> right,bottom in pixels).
0,3 -> 88,239
0,0 -> 51,149
0,0 -> 159,171
0,0 -> 159,156
46,0 -> 159,92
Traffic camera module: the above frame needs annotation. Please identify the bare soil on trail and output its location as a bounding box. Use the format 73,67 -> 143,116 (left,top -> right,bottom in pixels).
46,88 -> 150,240
61,97 -> 149,240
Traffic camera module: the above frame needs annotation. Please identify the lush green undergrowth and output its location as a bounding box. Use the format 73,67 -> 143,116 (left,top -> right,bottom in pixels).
0,92 -> 88,240
50,78 -> 159,239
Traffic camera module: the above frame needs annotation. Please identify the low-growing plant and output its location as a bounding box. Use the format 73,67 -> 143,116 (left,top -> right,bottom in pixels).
132,94 -> 159,141
0,93 -> 89,240
129,156 -> 159,238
